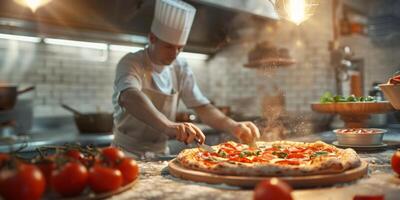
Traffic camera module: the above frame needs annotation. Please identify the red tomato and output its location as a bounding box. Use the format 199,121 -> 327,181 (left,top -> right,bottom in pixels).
66,149 -> 85,162
353,195 -> 384,200
0,163 -> 45,200
219,148 -> 238,155
51,162 -> 88,197
229,156 -> 252,163
391,150 -> 400,175
36,160 -> 56,187
89,165 -> 123,193
252,157 -> 271,163
265,147 -> 280,153
261,152 -> 276,159
222,143 -> 237,150
287,153 -> 305,159
253,178 -> 293,200
202,152 -> 219,157
288,147 -> 306,153
101,147 -> 125,165
117,158 -> 139,185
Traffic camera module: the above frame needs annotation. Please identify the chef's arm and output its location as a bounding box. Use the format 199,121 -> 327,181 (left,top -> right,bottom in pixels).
193,104 -> 238,134
194,104 -> 260,144
118,88 -> 206,144
119,88 -> 172,134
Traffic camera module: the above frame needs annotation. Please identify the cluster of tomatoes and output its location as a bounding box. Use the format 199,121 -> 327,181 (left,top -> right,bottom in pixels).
0,145 -> 139,200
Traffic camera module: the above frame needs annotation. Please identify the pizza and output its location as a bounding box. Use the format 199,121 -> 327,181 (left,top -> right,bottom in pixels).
176,141 -> 361,177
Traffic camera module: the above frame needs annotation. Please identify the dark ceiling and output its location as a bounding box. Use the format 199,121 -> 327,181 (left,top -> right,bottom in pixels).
0,0 -> 275,54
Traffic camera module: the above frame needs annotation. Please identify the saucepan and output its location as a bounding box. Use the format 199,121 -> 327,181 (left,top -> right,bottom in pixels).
0,85 -> 35,111
61,104 -> 113,134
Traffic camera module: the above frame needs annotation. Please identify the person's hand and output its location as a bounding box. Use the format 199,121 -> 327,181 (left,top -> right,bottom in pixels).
165,122 -> 206,145
232,121 -> 260,145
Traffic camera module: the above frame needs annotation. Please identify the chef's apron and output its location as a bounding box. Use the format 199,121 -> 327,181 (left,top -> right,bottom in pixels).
112,50 -> 179,158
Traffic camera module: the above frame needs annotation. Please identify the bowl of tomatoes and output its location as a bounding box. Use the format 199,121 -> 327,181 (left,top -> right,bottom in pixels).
333,128 -> 386,146
380,74 -> 400,110
0,145 -> 139,200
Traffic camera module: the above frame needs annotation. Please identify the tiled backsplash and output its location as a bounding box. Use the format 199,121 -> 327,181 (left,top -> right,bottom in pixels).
0,0 -> 399,119
0,40 -> 118,117
197,0 -> 400,117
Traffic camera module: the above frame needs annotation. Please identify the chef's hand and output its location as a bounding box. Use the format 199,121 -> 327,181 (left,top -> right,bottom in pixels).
232,121 -> 260,145
165,122 -> 206,145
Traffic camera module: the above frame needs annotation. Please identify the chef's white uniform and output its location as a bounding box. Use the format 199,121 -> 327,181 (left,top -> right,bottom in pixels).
111,48 -> 209,157
112,0 -> 205,158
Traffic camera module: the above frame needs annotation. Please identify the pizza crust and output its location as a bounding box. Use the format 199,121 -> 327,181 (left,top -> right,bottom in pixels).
177,141 -> 361,177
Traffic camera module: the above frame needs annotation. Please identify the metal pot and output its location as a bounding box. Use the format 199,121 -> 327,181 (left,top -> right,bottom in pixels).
74,113 -> 113,134
0,86 -> 35,111
61,104 -> 113,134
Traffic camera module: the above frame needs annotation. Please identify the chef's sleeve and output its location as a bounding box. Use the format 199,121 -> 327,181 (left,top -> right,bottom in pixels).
114,53 -> 142,94
178,59 -> 210,108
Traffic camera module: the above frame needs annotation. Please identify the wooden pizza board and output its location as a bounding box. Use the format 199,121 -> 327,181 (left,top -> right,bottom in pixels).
49,177 -> 139,200
168,159 -> 368,188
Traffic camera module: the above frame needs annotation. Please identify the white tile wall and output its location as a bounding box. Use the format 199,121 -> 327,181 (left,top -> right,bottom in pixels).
0,41 -> 122,117
198,0 -> 400,117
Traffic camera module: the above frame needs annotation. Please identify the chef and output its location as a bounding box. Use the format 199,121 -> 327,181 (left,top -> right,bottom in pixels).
112,0 -> 260,158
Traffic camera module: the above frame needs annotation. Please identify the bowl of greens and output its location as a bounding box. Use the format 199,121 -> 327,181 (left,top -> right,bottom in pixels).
312,92 -> 392,114
311,92 -> 394,128
319,92 -> 376,103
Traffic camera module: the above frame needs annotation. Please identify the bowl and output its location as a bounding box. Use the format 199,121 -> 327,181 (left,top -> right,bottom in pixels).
311,102 -> 393,128
74,113 -> 113,134
311,101 -> 393,115
333,128 -> 386,146
379,84 -> 400,110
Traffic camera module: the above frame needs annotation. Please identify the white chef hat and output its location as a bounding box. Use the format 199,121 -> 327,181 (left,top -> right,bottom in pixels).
151,0 -> 196,46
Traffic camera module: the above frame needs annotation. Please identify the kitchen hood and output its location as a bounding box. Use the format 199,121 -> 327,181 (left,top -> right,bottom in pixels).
0,0 -> 278,54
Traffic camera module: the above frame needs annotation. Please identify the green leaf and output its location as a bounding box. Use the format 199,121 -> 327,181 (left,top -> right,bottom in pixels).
320,92 -> 334,103
218,150 -> 228,158
347,95 -> 357,102
310,151 -> 328,158
272,151 -> 288,159
319,92 -> 378,103
239,152 -> 245,158
333,95 -> 346,102
242,150 -> 251,155
365,96 -> 375,102
243,149 -> 261,156
272,144 -> 282,149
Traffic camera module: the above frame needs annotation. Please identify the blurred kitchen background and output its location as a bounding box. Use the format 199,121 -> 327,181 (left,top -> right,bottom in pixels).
1,0 -> 400,150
